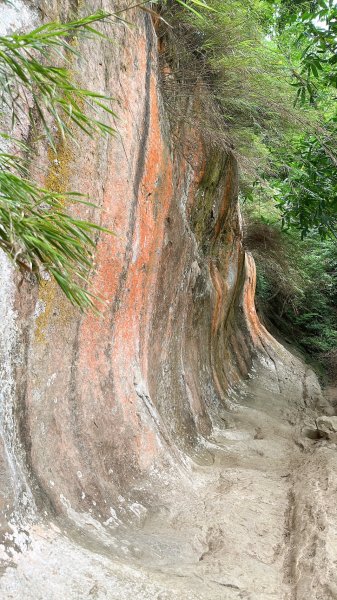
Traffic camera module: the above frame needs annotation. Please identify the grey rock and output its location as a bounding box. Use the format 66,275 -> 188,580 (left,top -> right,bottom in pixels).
316,416 -> 337,441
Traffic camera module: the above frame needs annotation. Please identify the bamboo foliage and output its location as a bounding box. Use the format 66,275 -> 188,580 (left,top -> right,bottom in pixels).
0,11 -> 116,311
0,3 -> 214,310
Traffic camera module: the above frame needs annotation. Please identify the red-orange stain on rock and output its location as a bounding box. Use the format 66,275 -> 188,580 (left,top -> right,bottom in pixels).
242,254 -> 263,349
79,62 -> 174,471
242,253 -> 280,353
111,71 -> 174,468
68,32 -> 171,474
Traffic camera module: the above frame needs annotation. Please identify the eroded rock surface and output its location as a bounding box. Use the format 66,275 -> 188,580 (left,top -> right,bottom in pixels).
0,2 -> 336,599
316,416 -> 337,441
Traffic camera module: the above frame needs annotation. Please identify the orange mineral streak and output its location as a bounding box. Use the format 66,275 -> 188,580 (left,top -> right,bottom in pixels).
243,253 -> 280,352
112,73 -> 174,469
77,54 -> 173,471
242,254 -> 264,349
210,236 -> 241,336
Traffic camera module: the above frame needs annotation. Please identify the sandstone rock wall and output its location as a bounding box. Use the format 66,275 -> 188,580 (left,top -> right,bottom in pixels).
0,0 -> 254,524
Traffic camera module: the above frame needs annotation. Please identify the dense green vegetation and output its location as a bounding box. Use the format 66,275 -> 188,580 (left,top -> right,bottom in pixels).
161,0 -> 337,236
243,200 -> 337,378
159,0 -> 337,372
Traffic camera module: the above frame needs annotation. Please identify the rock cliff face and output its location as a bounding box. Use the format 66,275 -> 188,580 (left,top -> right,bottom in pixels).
1,2 -> 337,599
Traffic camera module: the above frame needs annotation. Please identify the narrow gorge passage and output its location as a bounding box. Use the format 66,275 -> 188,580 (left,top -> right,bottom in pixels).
0,2 -> 337,599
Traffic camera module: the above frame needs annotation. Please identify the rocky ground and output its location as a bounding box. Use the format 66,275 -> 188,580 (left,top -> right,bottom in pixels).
1,348 -> 337,600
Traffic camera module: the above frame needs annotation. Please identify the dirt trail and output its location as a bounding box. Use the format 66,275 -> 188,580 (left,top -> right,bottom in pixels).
1,354 -> 336,600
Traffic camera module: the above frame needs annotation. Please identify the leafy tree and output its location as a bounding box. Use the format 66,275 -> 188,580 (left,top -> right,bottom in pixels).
271,128 -> 337,237
269,0 -> 337,237
275,0 -> 337,102
161,0 -> 337,237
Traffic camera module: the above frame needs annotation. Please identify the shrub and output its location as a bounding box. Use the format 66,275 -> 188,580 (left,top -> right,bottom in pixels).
243,200 -> 337,377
